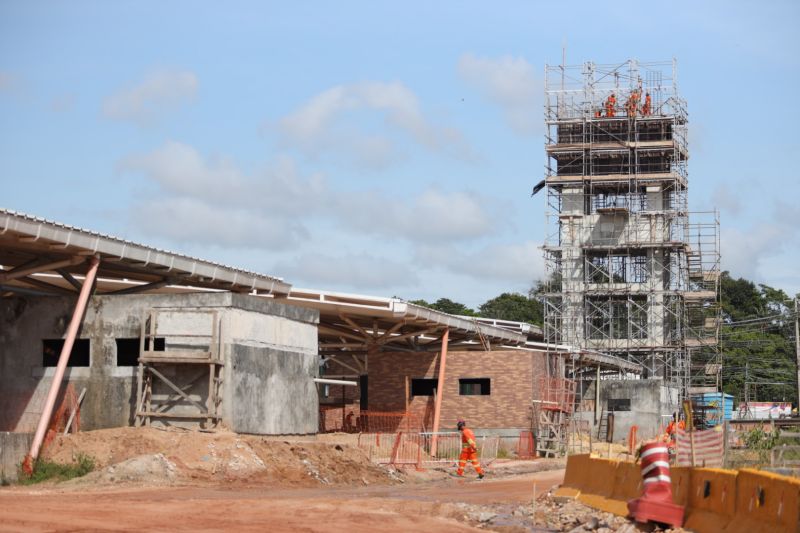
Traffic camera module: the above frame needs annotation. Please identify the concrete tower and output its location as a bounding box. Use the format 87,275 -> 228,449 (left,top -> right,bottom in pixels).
540,59 -> 720,402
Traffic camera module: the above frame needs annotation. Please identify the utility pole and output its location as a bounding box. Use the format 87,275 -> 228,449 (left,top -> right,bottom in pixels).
744,361 -> 749,419
795,297 -> 799,413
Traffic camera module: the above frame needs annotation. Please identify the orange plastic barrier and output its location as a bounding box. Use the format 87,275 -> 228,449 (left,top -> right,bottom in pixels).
683,468 -> 736,532
558,454 -> 800,533
727,468 -> 800,533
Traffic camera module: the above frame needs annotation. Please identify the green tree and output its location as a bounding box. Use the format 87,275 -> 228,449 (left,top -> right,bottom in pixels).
719,272 -> 796,403
478,292 -> 543,325
411,298 -> 477,316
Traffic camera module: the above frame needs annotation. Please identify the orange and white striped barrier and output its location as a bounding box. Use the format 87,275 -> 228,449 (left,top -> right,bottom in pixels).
627,442 -> 684,527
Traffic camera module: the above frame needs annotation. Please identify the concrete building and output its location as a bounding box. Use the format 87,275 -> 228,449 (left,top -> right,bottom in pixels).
537,60 -> 720,442
0,209 -> 552,476
0,209 -> 321,479
1,292 -> 319,435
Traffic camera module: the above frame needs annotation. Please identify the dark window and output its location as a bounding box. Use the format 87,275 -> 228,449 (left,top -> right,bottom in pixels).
115,338 -> 165,366
459,378 -> 491,396
411,378 -> 438,397
42,339 -> 90,367
608,398 -> 631,411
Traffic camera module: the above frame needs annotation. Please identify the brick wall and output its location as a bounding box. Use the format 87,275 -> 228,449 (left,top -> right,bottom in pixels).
368,349 -> 546,430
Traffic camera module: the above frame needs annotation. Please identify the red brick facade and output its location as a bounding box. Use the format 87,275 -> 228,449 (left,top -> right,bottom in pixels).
367,349 -> 546,430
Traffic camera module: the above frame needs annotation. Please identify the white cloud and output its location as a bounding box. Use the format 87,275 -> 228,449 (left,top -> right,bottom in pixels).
277,81 -> 473,167
711,184 -> 743,216
133,196 -> 309,249
274,252 -> 420,290
119,141 -> 497,249
458,54 -> 540,135
721,202 -> 800,283
336,188 -> 496,242
415,240 -> 544,283
103,69 -> 198,126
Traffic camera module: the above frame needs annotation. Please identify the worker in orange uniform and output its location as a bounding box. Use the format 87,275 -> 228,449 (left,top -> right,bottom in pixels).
605,93 -> 616,117
642,92 -> 652,116
626,89 -> 640,117
456,420 -> 484,479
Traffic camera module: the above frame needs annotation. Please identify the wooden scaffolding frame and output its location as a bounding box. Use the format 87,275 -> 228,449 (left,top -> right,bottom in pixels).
134,309 -> 223,429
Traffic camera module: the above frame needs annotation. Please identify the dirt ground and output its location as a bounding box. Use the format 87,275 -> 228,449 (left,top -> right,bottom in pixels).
0,427 -> 677,532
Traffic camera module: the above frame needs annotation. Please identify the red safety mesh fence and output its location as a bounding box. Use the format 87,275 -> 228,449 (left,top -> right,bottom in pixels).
537,377 -> 576,412
319,407 -> 426,434
319,404 -> 361,433
42,383 -> 81,451
357,432 -> 501,468
516,430 -> 535,459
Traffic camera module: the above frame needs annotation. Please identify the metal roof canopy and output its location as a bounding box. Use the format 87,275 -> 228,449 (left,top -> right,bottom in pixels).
270,288 -> 528,358
0,209 -> 291,297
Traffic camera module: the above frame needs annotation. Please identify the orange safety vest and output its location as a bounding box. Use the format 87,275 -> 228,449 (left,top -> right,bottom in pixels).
461,428 -> 477,449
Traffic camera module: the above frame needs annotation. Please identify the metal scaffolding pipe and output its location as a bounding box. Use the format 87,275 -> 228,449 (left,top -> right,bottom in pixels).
22,256 -> 100,474
313,378 -> 358,387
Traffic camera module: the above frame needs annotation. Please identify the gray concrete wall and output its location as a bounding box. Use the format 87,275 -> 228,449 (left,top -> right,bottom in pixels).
229,346 -> 318,434
0,292 -> 319,435
575,379 -> 678,443
0,432 -> 32,482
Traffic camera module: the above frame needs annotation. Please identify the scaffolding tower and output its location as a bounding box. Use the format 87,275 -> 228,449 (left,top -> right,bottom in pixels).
540,59 -> 720,405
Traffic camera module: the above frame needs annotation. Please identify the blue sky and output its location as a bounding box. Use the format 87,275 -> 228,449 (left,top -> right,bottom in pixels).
1,1 -> 798,307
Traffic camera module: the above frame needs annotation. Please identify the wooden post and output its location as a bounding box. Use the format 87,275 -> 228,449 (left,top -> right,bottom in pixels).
405,375 -> 410,415
594,365 -> 601,426
723,420 -> 729,468
430,328 -> 450,457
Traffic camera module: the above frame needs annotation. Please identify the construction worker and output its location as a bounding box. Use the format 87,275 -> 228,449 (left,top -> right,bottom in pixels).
626,89 -> 640,117
605,93 -> 616,117
642,92 -> 652,116
456,419 -> 484,479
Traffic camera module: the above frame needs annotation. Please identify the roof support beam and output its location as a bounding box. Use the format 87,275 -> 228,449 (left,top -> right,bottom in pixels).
319,324 -> 369,343
56,268 -> 83,292
339,314 -> 374,340
0,256 -> 85,283
108,278 -> 171,295
376,326 -> 439,346
322,355 -> 362,375
18,276 -> 77,296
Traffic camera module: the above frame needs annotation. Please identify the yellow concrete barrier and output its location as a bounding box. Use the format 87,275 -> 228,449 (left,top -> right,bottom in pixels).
560,453 -> 590,492
670,466 -> 691,507
558,453 -> 800,533
609,460 -> 642,502
576,457 -> 626,514
683,468 -> 736,532
725,468 -> 800,533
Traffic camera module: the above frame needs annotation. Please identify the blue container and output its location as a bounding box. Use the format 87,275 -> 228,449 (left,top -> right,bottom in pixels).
693,392 -> 734,426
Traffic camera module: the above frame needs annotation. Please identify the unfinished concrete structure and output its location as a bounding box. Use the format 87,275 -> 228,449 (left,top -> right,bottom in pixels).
1,292 -> 318,434
263,289 -> 537,438
0,209 -> 322,477
538,60 -> 720,441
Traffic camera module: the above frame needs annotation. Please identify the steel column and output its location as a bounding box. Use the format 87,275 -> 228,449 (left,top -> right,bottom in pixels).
430,328 -> 449,456
23,256 -> 100,474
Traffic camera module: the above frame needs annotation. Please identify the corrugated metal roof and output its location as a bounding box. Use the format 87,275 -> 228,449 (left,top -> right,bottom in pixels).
271,287 -> 529,349
0,208 -> 291,295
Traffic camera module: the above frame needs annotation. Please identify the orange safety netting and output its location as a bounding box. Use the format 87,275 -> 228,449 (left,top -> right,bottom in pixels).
516,430 -> 536,459
42,383 -> 81,451
537,377 -> 576,412
319,406 -> 425,434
